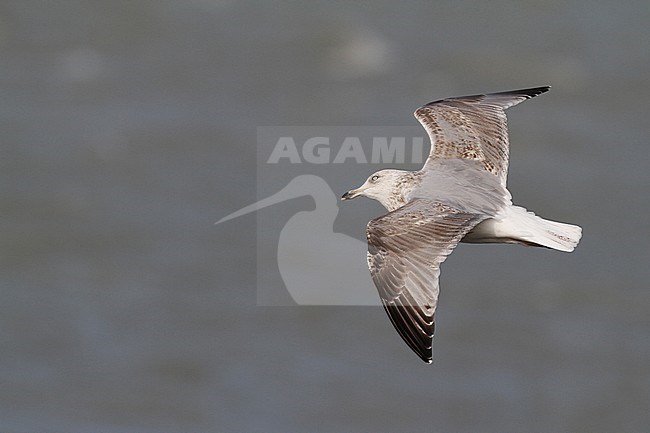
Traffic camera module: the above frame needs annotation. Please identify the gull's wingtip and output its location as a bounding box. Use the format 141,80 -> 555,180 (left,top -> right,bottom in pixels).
417,348 -> 433,364
479,85 -> 551,110
417,85 -> 551,111
521,85 -> 551,98
490,85 -> 550,99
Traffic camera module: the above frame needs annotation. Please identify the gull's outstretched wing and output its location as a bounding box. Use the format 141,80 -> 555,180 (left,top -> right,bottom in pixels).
366,199 -> 486,363
414,86 -> 549,185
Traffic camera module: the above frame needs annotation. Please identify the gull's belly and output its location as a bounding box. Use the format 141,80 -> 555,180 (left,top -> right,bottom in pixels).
461,216 -> 536,246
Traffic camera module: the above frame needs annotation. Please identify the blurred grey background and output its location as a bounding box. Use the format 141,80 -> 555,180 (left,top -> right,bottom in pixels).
1,1 -> 649,432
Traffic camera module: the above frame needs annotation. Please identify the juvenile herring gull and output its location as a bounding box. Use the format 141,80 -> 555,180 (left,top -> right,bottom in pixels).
341,86 -> 582,363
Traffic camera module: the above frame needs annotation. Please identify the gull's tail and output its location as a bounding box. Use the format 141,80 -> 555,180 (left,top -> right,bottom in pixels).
463,205 -> 582,252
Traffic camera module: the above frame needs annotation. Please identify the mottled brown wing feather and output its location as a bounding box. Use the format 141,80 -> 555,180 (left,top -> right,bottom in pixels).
414,86 -> 549,185
366,199 -> 486,363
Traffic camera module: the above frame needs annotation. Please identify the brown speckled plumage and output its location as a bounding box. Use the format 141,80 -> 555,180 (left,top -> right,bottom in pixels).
415,86 -> 549,185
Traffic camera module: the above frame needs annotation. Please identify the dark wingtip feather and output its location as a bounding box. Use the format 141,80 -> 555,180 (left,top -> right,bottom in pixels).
419,85 -> 550,109
382,303 -> 434,364
414,346 -> 432,364
491,85 -> 550,99
414,341 -> 432,364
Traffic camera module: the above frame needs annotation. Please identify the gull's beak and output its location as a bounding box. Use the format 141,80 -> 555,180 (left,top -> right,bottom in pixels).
341,188 -> 362,201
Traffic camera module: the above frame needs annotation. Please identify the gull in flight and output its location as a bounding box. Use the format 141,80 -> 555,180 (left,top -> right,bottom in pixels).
341,86 -> 582,363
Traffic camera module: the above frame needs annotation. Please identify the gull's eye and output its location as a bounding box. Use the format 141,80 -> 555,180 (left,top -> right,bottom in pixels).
371,175 -> 380,182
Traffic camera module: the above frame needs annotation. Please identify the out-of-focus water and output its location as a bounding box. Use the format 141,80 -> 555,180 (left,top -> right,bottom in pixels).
1,1 -> 649,432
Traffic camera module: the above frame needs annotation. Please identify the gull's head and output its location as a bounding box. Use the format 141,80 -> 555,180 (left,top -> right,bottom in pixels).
341,169 -> 408,210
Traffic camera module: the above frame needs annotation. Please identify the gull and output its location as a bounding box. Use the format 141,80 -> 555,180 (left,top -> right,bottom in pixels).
341,86 -> 582,363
